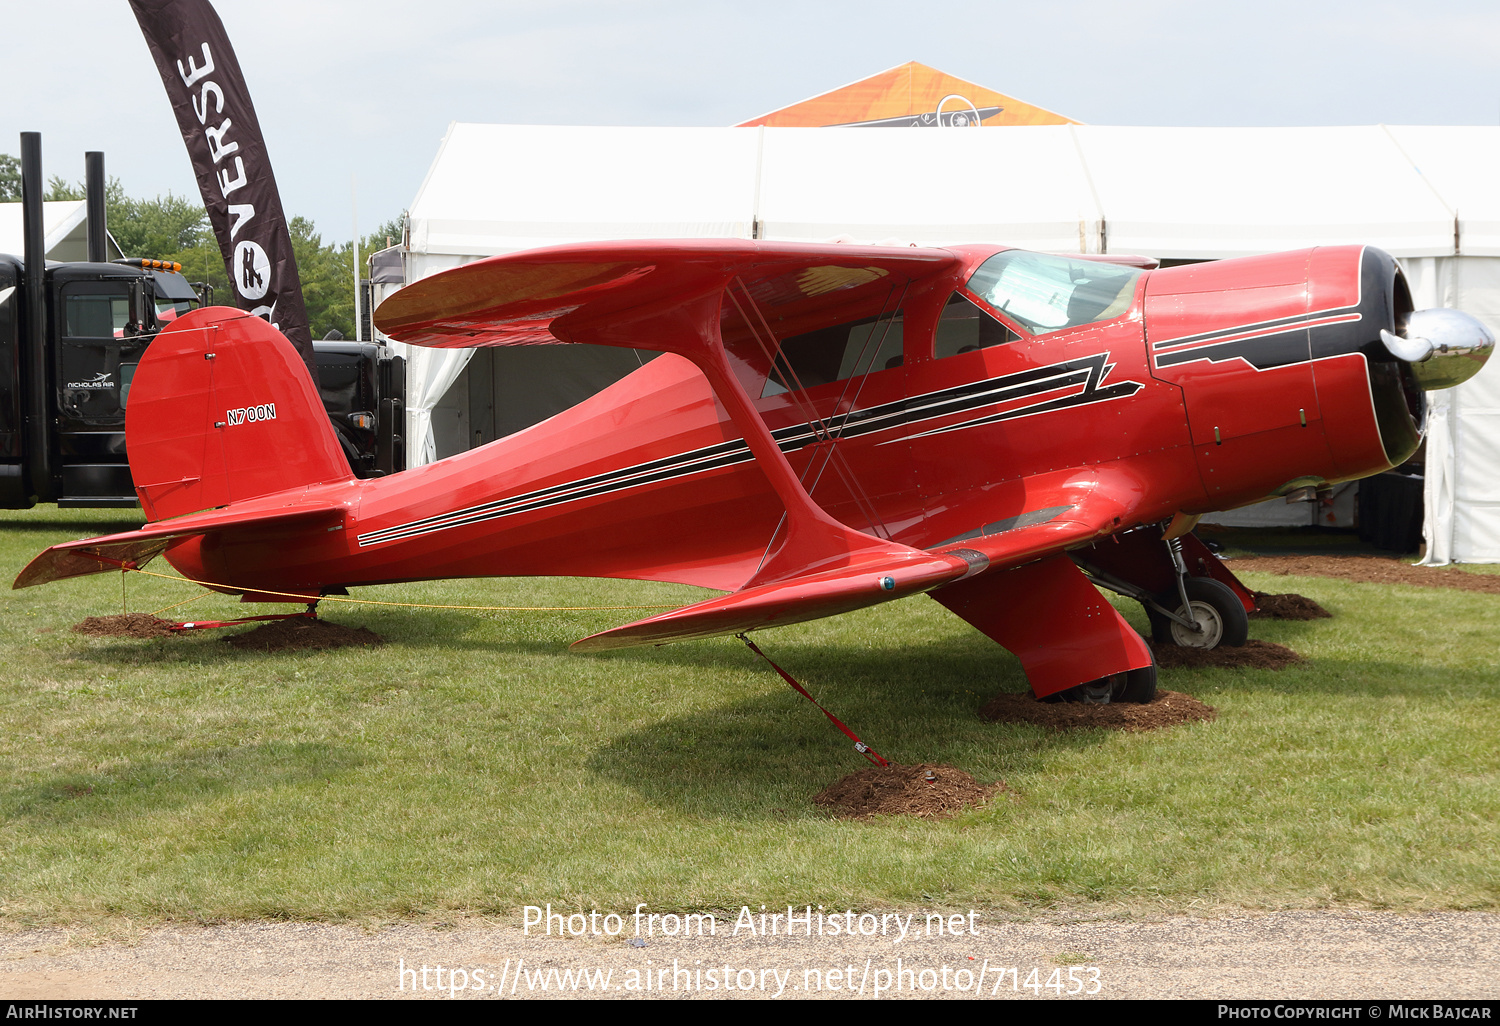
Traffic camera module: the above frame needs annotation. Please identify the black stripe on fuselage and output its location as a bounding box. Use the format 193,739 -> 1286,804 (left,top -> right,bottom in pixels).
1155,326 -> 1321,371
1150,307 -> 1346,351
356,352 -> 1145,548
1149,247 -> 1391,373
890,352 -> 1142,442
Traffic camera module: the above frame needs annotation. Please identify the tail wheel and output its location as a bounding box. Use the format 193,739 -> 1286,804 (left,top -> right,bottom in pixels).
1145,577 -> 1248,650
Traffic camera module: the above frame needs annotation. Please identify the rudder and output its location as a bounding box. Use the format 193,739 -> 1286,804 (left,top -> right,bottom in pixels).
126,307 -> 352,521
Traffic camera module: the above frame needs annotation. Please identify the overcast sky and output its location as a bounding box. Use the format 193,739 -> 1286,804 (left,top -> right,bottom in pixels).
3,0 -> 1498,241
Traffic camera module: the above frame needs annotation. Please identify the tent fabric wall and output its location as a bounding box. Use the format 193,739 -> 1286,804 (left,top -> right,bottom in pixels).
388,254 -> 474,468
405,124 -> 760,257
1408,256 -> 1500,564
403,123 -> 1489,264
1384,127 -> 1500,256
395,122 -> 1500,561
392,123 -> 764,462
754,125 -> 1102,250
1075,126 -> 1458,258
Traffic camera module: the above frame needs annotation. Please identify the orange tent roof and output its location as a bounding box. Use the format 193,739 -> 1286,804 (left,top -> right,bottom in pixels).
737,61 -> 1077,129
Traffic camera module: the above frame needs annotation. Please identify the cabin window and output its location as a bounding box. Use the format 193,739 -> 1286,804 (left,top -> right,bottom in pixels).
966,251 -> 1140,336
155,297 -> 197,321
934,292 -> 1020,358
63,288 -> 131,339
762,312 -> 904,397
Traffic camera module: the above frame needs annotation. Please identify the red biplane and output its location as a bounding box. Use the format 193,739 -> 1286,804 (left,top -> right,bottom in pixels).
15,240 -> 1493,703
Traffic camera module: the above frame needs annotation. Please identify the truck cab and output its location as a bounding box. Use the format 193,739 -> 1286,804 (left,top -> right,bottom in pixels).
0,256 -> 404,509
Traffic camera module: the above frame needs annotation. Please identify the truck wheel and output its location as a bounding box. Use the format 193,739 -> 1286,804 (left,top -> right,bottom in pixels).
1145,577 -> 1248,650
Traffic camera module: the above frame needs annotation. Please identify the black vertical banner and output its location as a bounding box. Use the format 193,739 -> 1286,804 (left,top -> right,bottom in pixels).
128,0 -> 316,382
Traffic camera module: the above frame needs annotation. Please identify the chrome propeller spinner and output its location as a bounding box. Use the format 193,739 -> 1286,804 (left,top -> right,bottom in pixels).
1381,308 -> 1496,390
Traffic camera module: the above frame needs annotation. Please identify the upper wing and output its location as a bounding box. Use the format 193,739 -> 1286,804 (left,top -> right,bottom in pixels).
375,239 -> 961,352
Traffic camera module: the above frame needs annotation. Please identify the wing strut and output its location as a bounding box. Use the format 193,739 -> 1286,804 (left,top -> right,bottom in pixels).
569,284 -> 970,649
802,278 -> 907,531
644,288 -> 950,590
723,277 -> 894,542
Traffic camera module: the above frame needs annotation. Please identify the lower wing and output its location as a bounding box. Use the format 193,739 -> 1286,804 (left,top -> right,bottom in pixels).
573,468 -> 1145,650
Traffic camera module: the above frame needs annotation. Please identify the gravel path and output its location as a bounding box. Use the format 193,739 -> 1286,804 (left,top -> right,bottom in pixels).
2,911 -> 1496,1000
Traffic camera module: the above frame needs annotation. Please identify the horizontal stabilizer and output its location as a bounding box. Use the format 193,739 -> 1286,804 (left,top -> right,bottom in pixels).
572,548 -> 968,651
13,502 -> 346,590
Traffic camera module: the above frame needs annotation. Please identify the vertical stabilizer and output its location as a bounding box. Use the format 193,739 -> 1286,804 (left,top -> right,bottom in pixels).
126,306 -> 352,521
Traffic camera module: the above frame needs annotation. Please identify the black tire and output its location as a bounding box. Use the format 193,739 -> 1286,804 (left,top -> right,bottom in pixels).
1144,577 -> 1248,650
1039,680 -> 1110,704
1116,657 -> 1158,703
1037,654 -> 1157,705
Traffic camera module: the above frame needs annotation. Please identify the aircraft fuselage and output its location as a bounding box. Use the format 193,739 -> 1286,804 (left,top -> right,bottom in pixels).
163,244 -> 1417,602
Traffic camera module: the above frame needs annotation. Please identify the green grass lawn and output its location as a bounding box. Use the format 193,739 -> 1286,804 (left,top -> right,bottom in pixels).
1,508 -> 1496,926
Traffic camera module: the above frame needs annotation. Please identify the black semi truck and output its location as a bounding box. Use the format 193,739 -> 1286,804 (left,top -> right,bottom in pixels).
0,134 -> 404,510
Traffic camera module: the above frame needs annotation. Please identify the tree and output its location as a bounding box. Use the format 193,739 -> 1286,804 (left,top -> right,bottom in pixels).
288,216 -> 356,340
43,174 -> 84,202
1,155 -> 401,337
108,186 -> 212,256
291,216 -> 410,341
105,184 -> 227,298
0,163 -> 91,203
366,213 -> 406,253
0,154 -> 19,201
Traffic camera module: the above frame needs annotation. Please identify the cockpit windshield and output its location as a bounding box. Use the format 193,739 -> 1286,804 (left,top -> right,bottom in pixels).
966,251 -> 1142,336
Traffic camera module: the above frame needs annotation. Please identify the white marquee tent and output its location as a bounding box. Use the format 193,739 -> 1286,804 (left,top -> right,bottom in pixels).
0,199 -> 123,262
389,122 -> 1500,562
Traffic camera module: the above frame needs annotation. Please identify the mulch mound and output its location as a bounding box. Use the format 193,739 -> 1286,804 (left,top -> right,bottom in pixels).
1233,555 -> 1500,594
1249,591 -> 1331,620
978,689 -> 1216,732
813,763 -> 1002,820
223,618 -> 384,652
1150,638 -> 1303,670
72,614 -> 179,639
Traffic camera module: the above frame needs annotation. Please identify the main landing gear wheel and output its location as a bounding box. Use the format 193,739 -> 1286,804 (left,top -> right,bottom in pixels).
1146,577 -> 1248,650
1038,652 -> 1158,705
1116,657 -> 1158,703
